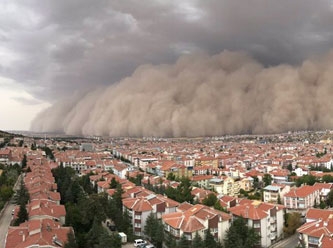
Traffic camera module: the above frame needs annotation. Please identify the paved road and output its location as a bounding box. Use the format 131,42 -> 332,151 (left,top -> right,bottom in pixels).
0,202 -> 15,247
0,174 -> 22,247
270,233 -> 299,248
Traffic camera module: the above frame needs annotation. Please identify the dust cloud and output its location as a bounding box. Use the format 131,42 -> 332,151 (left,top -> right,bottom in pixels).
31,50 -> 333,137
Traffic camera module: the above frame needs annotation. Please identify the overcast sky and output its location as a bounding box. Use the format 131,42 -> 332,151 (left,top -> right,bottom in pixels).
1,0 -> 333,131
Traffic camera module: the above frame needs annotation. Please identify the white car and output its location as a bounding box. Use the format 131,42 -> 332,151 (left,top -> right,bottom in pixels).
134,239 -> 147,247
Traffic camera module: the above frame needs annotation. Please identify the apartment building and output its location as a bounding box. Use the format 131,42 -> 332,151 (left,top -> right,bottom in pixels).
162,204 -> 231,242
229,201 -> 284,248
284,185 -> 320,214
122,193 -> 179,236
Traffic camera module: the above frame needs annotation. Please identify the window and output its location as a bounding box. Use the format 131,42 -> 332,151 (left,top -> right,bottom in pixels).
134,223 -> 141,228
308,236 -> 319,244
253,223 -> 260,228
135,215 -> 141,220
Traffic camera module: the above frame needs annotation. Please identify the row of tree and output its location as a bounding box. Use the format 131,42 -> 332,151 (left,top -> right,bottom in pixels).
0,163 -> 21,210
52,165 -> 133,248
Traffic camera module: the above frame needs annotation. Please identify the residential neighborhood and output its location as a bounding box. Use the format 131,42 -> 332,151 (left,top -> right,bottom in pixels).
1,131 -> 333,247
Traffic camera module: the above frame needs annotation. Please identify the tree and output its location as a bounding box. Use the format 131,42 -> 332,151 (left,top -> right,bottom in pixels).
165,177 -> 194,203
21,154 -> 27,168
287,164 -> 293,172
121,209 -> 134,242
85,218 -> 104,248
263,174 -> 272,186
224,217 -> 260,248
283,212 -> 302,236
295,175 -> 317,187
202,193 -> 218,207
144,213 -> 156,240
192,232 -> 203,248
327,189 -> 333,207
252,176 -> 260,189
178,234 -> 190,248
165,232 -> 177,248
110,177 -> 118,189
167,173 -> 176,181
14,202 -> 29,226
204,230 -> 218,248
113,184 -> 123,210
144,213 -> 164,248
320,200 -> 327,209
64,231 -> 78,248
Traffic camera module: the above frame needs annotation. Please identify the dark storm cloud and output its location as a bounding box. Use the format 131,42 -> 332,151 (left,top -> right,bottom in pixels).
2,0 -> 332,99
1,0 -> 333,135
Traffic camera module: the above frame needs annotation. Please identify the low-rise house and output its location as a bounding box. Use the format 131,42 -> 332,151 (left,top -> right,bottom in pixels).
297,218 -> 333,248
27,199 -> 66,225
270,169 -> 289,184
305,208 -> 333,223
313,183 -> 333,202
5,219 -> 73,248
162,204 -> 231,242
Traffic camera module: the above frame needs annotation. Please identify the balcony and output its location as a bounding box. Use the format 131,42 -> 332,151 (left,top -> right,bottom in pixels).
270,225 -> 276,232
270,232 -> 277,240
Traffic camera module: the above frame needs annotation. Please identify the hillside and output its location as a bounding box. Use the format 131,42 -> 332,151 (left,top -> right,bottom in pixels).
0,130 -> 13,138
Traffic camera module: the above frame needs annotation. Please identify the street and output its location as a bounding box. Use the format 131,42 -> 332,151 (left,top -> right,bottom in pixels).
269,234 -> 299,248
0,202 -> 15,247
0,174 -> 22,247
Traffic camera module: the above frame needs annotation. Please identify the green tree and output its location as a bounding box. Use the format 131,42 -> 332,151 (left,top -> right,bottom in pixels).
167,173 -> 176,181
165,177 -> 194,203
295,175 -> 317,187
144,213 -> 164,248
192,232 -> 203,248
97,232 -> 121,248
202,193 -> 218,207
263,174 -> 272,186
21,154 -> 27,168
178,234 -> 190,248
0,185 -> 14,201
327,189 -> 333,207
121,209 -> 134,242
204,230 -> 218,248
110,177 -> 118,189
224,217 -> 260,248
113,184 -> 123,210
165,232 -> 177,248
64,231 -> 78,248
85,218 -> 104,248
283,212 -> 302,236
322,175 -> 333,183
14,203 -> 29,226
320,201 -> 327,209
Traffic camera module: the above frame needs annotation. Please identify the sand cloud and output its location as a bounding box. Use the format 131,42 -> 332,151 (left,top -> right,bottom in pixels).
31,50 -> 333,137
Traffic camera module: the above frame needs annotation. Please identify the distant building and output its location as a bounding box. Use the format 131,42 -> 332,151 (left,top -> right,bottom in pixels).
80,143 -> 94,152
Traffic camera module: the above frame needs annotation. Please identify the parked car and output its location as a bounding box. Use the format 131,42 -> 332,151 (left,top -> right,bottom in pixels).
138,244 -> 155,248
134,239 -> 147,247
